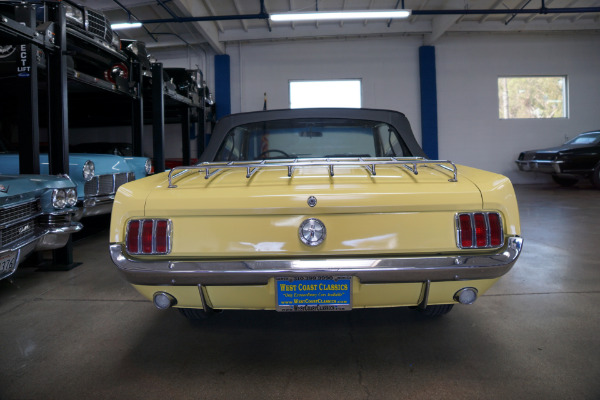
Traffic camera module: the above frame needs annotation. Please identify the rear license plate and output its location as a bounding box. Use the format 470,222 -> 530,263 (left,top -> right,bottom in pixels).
0,251 -> 18,277
276,276 -> 352,312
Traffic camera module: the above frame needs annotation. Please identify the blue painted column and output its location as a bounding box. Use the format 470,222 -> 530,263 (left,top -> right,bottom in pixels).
419,46 -> 439,159
214,54 -> 231,120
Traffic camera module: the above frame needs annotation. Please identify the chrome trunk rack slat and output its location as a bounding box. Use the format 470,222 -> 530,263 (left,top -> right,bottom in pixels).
167,157 -> 458,188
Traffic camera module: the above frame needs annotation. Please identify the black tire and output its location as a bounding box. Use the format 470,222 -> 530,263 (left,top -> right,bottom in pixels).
591,163 -> 600,189
178,307 -> 213,320
417,304 -> 454,317
552,175 -> 578,187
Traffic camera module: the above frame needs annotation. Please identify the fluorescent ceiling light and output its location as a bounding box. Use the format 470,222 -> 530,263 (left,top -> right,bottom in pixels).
111,22 -> 143,30
270,10 -> 411,22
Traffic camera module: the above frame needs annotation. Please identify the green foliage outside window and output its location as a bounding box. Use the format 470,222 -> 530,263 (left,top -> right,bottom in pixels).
498,76 -> 567,119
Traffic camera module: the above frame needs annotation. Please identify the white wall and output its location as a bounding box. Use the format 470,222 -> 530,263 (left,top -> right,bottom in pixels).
436,33 -> 600,183
222,32 -> 599,184
226,37 -> 424,134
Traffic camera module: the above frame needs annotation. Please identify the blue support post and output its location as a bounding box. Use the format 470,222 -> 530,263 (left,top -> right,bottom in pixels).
214,54 -> 231,120
419,46 -> 439,160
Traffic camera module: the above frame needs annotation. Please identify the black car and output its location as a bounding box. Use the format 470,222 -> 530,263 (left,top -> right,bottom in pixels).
516,130 -> 600,188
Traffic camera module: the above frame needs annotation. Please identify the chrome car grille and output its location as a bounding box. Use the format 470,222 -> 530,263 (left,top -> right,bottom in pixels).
533,153 -> 556,161
521,153 -> 535,161
84,173 -> 135,197
521,152 -> 555,161
86,9 -> 112,44
0,199 -> 41,227
38,214 -> 72,228
1,220 -> 36,247
0,199 -> 41,247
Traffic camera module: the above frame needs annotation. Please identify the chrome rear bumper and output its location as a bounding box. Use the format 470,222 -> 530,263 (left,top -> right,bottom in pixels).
109,236 -> 523,286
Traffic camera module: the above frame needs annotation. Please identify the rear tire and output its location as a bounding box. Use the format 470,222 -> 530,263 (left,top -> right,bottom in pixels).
416,304 -> 454,317
591,163 -> 600,189
178,308 -> 213,320
552,175 -> 578,187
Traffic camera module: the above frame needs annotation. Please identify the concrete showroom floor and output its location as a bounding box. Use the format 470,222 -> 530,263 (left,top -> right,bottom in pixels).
0,183 -> 599,399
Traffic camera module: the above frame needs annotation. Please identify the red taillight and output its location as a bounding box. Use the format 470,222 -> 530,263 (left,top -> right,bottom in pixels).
474,213 -> 487,247
142,220 -> 154,253
155,220 -> 169,253
488,213 -> 502,247
458,214 -> 473,248
127,220 -> 140,253
126,219 -> 171,255
457,212 -> 503,249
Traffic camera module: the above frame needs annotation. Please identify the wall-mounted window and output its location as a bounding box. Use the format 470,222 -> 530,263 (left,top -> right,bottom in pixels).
289,80 -> 361,109
498,76 -> 567,119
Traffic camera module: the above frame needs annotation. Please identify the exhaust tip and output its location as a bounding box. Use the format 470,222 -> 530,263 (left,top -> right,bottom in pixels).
153,292 -> 177,309
454,287 -> 478,305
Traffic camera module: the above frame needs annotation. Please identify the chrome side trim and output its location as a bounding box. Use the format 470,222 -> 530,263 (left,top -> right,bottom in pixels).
109,236 -> 523,286
167,157 -> 459,188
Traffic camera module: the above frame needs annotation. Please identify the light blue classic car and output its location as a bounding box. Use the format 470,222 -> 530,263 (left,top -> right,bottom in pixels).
0,153 -> 152,218
0,174 -> 82,281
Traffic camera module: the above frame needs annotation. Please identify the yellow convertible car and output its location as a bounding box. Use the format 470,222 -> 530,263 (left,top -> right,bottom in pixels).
110,108 -> 523,319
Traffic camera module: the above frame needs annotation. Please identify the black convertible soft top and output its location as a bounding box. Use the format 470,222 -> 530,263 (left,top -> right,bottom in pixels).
200,108 -> 428,162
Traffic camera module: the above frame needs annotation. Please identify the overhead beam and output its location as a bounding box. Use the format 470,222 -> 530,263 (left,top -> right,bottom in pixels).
171,0 -> 225,54
411,6 -> 600,16
202,0 -> 225,33
232,0 -> 249,32
219,17 -> 599,43
219,21 -> 431,42
479,0 -> 504,23
424,0 -> 463,45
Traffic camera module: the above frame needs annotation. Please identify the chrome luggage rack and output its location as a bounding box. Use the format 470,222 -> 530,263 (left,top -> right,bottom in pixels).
167,157 -> 458,188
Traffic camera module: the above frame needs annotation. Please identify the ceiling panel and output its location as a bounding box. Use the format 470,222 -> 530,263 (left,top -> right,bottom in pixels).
75,0 -> 600,53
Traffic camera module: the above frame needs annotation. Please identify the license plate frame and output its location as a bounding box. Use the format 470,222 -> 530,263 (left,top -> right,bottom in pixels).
0,251 -> 18,277
275,276 -> 352,312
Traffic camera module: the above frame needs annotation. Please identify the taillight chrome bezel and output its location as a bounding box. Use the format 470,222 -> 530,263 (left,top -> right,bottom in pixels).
456,212 -> 504,249
126,219 -> 172,255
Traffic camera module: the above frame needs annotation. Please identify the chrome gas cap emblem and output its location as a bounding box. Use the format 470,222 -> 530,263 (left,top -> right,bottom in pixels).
307,196 -> 317,207
299,218 -> 326,247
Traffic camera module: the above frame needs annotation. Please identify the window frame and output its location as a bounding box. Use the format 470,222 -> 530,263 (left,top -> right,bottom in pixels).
497,75 -> 568,120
